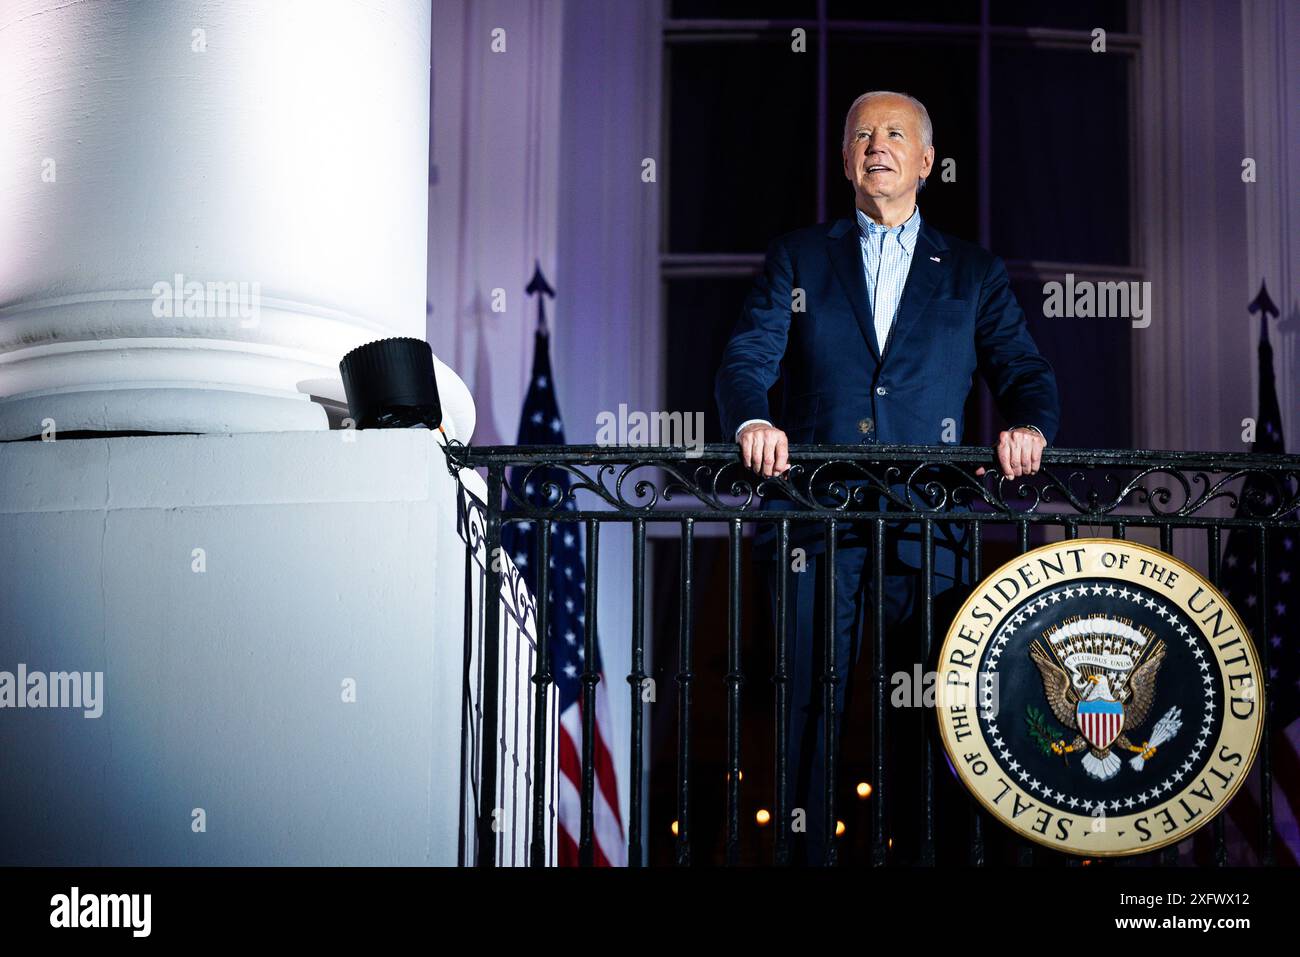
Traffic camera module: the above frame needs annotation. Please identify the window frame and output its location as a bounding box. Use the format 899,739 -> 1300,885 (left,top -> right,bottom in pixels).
659,0 -> 1143,457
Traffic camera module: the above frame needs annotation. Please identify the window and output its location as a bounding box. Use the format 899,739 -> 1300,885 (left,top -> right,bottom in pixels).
662,0 -> 1140,449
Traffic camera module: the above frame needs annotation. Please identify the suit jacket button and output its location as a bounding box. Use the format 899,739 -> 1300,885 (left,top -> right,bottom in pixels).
857,417 -> 874,434
875,386 -> 888,396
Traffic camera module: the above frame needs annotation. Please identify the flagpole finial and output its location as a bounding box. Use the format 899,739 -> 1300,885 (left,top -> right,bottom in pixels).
1249,280 -> 1279,343
526,262 -> 555,299
1249,279 -> 1278,320
526,261 -> 556,333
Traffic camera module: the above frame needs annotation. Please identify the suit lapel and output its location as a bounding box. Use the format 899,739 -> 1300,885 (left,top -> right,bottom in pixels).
879,222 -> 950,367
826,219 -> 881,365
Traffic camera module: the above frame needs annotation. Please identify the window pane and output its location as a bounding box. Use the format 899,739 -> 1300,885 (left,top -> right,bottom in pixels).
665,276 -> 763,442
826,37 -> 978,240
670,0 -> 816,19
828,0 -> 978,24
667,39 -> 817,253
990,45 -> 1131,264
991,0 -> 1129,32
1009,276 -> 1132,449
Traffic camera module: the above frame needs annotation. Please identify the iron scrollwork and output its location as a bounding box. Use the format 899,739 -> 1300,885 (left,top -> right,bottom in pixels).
443,443 -> 1300,524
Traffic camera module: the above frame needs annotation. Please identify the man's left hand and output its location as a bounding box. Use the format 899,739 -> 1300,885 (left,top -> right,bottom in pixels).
976,427 -> 1046,480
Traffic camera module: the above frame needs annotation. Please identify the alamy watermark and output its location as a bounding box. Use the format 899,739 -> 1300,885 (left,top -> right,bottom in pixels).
891,665 -> 1000,717
1042,273 -> 1151,328
0,664 -> 103,718
151,272 -> 260,328
595,404 -> 705,458
50,887 -> 150,937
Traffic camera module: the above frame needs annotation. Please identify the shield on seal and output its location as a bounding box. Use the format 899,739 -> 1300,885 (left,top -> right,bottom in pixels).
1077,698 -> 1124,750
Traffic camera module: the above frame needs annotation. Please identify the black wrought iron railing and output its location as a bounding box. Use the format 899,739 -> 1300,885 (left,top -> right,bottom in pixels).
445,443 -> 1300,868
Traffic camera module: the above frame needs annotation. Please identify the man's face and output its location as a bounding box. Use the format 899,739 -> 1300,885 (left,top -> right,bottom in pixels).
841,95 -> 935,207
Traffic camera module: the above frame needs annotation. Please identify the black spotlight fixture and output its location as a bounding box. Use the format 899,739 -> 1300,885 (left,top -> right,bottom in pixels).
340,337 -> 443,430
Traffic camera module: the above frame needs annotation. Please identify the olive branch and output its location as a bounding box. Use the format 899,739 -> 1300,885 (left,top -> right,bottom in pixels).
1025,704 -> 1067,758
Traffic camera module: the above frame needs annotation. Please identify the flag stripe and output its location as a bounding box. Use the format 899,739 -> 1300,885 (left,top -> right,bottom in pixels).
1268,725 -> 1300,827
561,700 -> 627,864
1228,778 -> 1299,866
589,682 -> 626,830
557,772 -> 614,867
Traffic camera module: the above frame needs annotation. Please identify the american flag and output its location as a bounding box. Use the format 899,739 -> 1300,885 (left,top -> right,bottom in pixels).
500,283 -> 626,867
1216,282 -> 1300,866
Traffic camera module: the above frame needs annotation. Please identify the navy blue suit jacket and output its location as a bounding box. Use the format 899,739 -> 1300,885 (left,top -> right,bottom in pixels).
715,215 -> 1061,583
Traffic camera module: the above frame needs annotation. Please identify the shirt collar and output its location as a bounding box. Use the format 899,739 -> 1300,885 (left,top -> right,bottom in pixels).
856,205 -> 921,254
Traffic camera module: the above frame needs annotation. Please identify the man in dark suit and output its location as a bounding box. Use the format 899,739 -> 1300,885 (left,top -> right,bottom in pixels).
714,91 -> 1061,865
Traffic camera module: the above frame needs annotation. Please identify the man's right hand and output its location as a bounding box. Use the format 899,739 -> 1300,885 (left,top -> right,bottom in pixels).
737,422 -> 790,477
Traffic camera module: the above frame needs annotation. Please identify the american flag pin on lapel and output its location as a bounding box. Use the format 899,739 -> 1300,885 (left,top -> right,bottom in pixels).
930,255 -> 941,262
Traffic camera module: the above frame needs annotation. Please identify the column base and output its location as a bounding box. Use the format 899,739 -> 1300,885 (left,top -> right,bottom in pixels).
0,386 -> 327,439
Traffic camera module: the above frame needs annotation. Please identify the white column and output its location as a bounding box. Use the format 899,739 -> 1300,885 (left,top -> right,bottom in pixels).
0,0 -> 453,438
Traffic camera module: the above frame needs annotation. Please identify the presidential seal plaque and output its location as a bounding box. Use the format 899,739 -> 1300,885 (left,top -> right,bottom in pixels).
936,538 -> 1263,856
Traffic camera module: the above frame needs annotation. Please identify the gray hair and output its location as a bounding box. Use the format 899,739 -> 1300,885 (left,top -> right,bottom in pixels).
841,90 -> 933,192
841,90 -> 934,151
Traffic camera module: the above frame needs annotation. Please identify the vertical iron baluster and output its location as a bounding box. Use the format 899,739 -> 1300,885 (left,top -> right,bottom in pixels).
629,518 -> 646,867
726,518 -> 744,865
1063,521 -> 1084,868
676,518 -> 695,866
872,518 -> 887,866
920,519 -> 935,865
474,528 -> 489,863
824,518 -> 838,866
529,520 -> 552,867
551,685 -> 560,866
968,519 -> 985,867
1258,526 -> 1274,865
1158,524 -> 1179,866
474,550 -> 488,863
774,520 -> 791,866
1113,522 -> 1126,540
579,519 -> 600,866
1016,518 -> 1034,867
477,465 -> 504,867
510,616 -> 523,866
1207,525 -> 1227,866
459,508 -> 477,866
